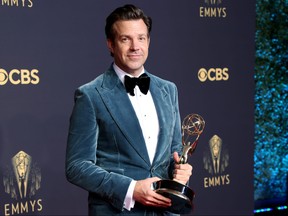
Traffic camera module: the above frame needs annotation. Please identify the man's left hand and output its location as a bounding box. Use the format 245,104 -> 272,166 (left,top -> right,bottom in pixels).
172,152 -> 193,185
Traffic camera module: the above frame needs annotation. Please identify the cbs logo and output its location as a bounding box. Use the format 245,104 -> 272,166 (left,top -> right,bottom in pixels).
0,69 -> 40,85
198,68 -> 229,82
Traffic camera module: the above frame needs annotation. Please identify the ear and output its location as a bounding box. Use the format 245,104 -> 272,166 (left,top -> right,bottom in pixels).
147,37 -> 151,46
106,39 -> 114,54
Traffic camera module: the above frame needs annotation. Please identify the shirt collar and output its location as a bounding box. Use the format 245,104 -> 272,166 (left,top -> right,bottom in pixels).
113,63 -> 145,84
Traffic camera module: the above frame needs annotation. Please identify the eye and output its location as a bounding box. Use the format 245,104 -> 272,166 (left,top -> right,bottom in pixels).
121,37 -> 129,43
139,36 -> 146,41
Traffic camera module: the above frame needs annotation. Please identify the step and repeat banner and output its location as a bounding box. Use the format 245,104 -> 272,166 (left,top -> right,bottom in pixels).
0,0 -> 255,215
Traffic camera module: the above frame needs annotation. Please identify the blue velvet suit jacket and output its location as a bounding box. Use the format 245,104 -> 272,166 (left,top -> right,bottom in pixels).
66,66 -> 183,215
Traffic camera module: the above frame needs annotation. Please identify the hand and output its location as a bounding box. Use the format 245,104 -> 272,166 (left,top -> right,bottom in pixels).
173,152 -> 193,185
133,177 -> 171,208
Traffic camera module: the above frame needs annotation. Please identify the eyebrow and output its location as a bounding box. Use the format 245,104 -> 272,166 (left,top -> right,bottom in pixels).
118,33 -> 148,37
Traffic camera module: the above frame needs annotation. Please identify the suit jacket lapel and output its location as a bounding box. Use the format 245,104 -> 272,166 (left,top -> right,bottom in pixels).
148,74 -> 172,166
96,67 -> 151,166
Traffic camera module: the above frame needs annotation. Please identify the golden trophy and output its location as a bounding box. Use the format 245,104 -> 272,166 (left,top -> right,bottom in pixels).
155,114 -> 205,213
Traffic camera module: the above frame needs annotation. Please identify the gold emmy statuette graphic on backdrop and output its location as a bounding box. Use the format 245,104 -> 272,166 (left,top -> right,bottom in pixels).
155,114 -> 205,213
12,151 -> 32,199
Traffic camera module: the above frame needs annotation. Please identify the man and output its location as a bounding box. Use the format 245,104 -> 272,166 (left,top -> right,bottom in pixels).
66,4 -> 192,215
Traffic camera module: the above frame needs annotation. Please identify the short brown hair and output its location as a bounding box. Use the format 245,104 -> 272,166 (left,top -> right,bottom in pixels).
105,4 -> 152,41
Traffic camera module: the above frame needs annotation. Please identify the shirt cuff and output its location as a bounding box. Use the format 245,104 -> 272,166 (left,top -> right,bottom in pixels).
123,180 -> 136,211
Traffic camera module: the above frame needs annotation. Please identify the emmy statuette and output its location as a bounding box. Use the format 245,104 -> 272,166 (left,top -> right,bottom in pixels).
155,114 -> 205,214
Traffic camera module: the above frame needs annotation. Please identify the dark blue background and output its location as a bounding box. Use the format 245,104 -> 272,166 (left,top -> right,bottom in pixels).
0,1 -> 255,215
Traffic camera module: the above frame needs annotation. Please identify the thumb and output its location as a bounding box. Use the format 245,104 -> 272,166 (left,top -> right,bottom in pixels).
173,151 -> 180,164
150,176 -> 161,183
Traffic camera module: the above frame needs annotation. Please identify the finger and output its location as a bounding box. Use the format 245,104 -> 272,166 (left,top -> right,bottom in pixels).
173,165 -> 193,184
146,200 -> 171,208
173,151 -> 180,163
151,192 -> 172,207
153,191 -> 171,202
142,191 -> 171,207
174,168 -> 192,178
174,163 -> 192,172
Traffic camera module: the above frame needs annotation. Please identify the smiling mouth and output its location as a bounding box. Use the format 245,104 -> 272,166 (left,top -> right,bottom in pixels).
128,54 -> 142,59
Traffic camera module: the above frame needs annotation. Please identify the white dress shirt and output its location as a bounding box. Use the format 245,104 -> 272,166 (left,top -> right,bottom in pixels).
113,63 -> 160,211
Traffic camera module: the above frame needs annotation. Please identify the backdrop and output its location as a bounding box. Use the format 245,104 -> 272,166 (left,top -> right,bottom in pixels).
0,0 -> 255,215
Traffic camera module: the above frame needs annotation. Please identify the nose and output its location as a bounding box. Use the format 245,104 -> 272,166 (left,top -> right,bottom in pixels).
130,39 -> 140,51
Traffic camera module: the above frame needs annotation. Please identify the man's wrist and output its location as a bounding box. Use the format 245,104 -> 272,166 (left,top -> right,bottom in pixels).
123,180 -> 136,211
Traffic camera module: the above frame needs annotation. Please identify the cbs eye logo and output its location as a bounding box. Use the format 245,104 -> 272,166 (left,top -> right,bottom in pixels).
198,68 -> 229,82
0,68 -> 40,85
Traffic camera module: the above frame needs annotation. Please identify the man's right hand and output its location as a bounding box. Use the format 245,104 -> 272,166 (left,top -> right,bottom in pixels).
133,177 -> 172,208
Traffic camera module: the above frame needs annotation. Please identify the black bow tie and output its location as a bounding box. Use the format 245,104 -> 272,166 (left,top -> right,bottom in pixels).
124,73 -> 150,96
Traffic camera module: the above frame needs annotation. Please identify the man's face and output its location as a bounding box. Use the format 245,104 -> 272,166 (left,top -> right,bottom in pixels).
107,19 -> 150,76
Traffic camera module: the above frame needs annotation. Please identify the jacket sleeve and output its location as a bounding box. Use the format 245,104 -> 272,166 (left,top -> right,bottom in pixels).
65,87 -> 131,211
168,83 -> 183,179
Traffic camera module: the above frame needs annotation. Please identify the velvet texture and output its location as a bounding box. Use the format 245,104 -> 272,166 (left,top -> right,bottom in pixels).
66,65 -> 182,215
